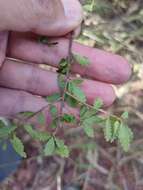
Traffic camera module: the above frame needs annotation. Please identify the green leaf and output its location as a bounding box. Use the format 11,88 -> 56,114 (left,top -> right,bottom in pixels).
57,59 -> 68,74
58,75 -> 66,89
50,105 -> 58,117
121,111 -> 129,119
83,125 -> 94,138
20,112 -> 34,118
44,137 -> 55,156
81,116 -> 100,138
82,116 -> 102,126
46,93 -> 61,103
61,114 -> 76,123
65,94 -> 78,107
59,59 -> 68,67
55,138 -> 69,158
80,109 -> 95,120
55,138 -> 65,147
118,123 -> 133,152
113,121 -> 120,138
56,145 -> 70,158
104,118 -> 112,142
10,135 -> 26,158
94,98 -> 103,110
0,125 -> 17,138
80,109 -> 103,124
71,79 -> 83,85
38,113 -> 45,125
24,125 -> 50,142
73,54 -> 90,66
68,82 -> 86,103
80,106 -> 88,118
49,120 -> 58,129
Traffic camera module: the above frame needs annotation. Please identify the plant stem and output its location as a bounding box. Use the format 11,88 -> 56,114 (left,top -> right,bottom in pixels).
65,91 -> 122,122
59,33 -> 73,127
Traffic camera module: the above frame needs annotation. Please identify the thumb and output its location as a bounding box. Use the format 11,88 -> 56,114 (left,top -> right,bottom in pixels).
0,0 -> 83,36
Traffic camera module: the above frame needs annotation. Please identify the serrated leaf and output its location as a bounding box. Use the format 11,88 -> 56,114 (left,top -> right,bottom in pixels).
20,112 -> 34,118
74,54 -> 90,66
57,59 -> 68,74
118,123 -> 133,152
59,59 -> 68,67
71,79 -> 83,85
58,75 -> 66,89
113,121 -> 120,138
80,106 -> 88,118
44,137 -> 55,156
68,82 -> 86,103
121,111 -> 129,119
94,98 -> 103,110
55,138 -> 69,157
61,114 -> 76,123
46,93 -> 61,103
81,116 -> 100,138
50,105 -> 58,117
55,138 -> 65,147
104,118 -> 112,142
83,125 -> 94,138
56,145 -> 70,158
80,108 -> 104,122
65,94 -> 78,107
24,125 -> 50,142
38,113 -> 45,125
80,109 -> 96,120
10,135 -> 26,158
82,116 -> 103,126
49,120 -> 58,129
0,125 -> 17,138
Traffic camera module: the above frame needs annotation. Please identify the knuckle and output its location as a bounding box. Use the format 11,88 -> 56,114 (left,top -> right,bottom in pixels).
26,66 -> 40,94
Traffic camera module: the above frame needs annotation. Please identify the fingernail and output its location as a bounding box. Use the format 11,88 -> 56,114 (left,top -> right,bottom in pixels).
61,0 -> 83,27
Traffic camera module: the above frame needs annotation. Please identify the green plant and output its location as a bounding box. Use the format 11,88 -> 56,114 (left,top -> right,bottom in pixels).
0,34 -> 133,159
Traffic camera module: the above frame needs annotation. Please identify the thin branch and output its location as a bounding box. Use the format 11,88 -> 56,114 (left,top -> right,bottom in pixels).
60,34 -> 73,115
66,91 -> 122,121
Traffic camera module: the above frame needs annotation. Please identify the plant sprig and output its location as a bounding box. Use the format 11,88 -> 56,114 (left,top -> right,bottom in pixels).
0,33 -> 133,159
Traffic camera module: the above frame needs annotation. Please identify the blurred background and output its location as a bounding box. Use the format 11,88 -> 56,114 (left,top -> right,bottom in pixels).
0,0 -> 143,189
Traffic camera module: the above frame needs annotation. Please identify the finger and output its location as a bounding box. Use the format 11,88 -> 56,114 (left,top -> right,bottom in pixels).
0,88 -> 47,116
0,88 -> 79,129
8,34 -> 132,84
0,0 -> 83,36
0,60 -> 116,107
0,31 -> 9,67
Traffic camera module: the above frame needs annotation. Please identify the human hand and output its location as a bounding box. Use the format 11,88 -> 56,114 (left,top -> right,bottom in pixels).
0,0 -> 83,66
0,32 -> 131,116
0,0 -> 131,116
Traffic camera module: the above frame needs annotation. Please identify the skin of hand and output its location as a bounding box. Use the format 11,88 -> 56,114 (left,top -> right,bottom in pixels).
0,0 -> 83,66
0,0 -> 132,117
0,32 -> 132,116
